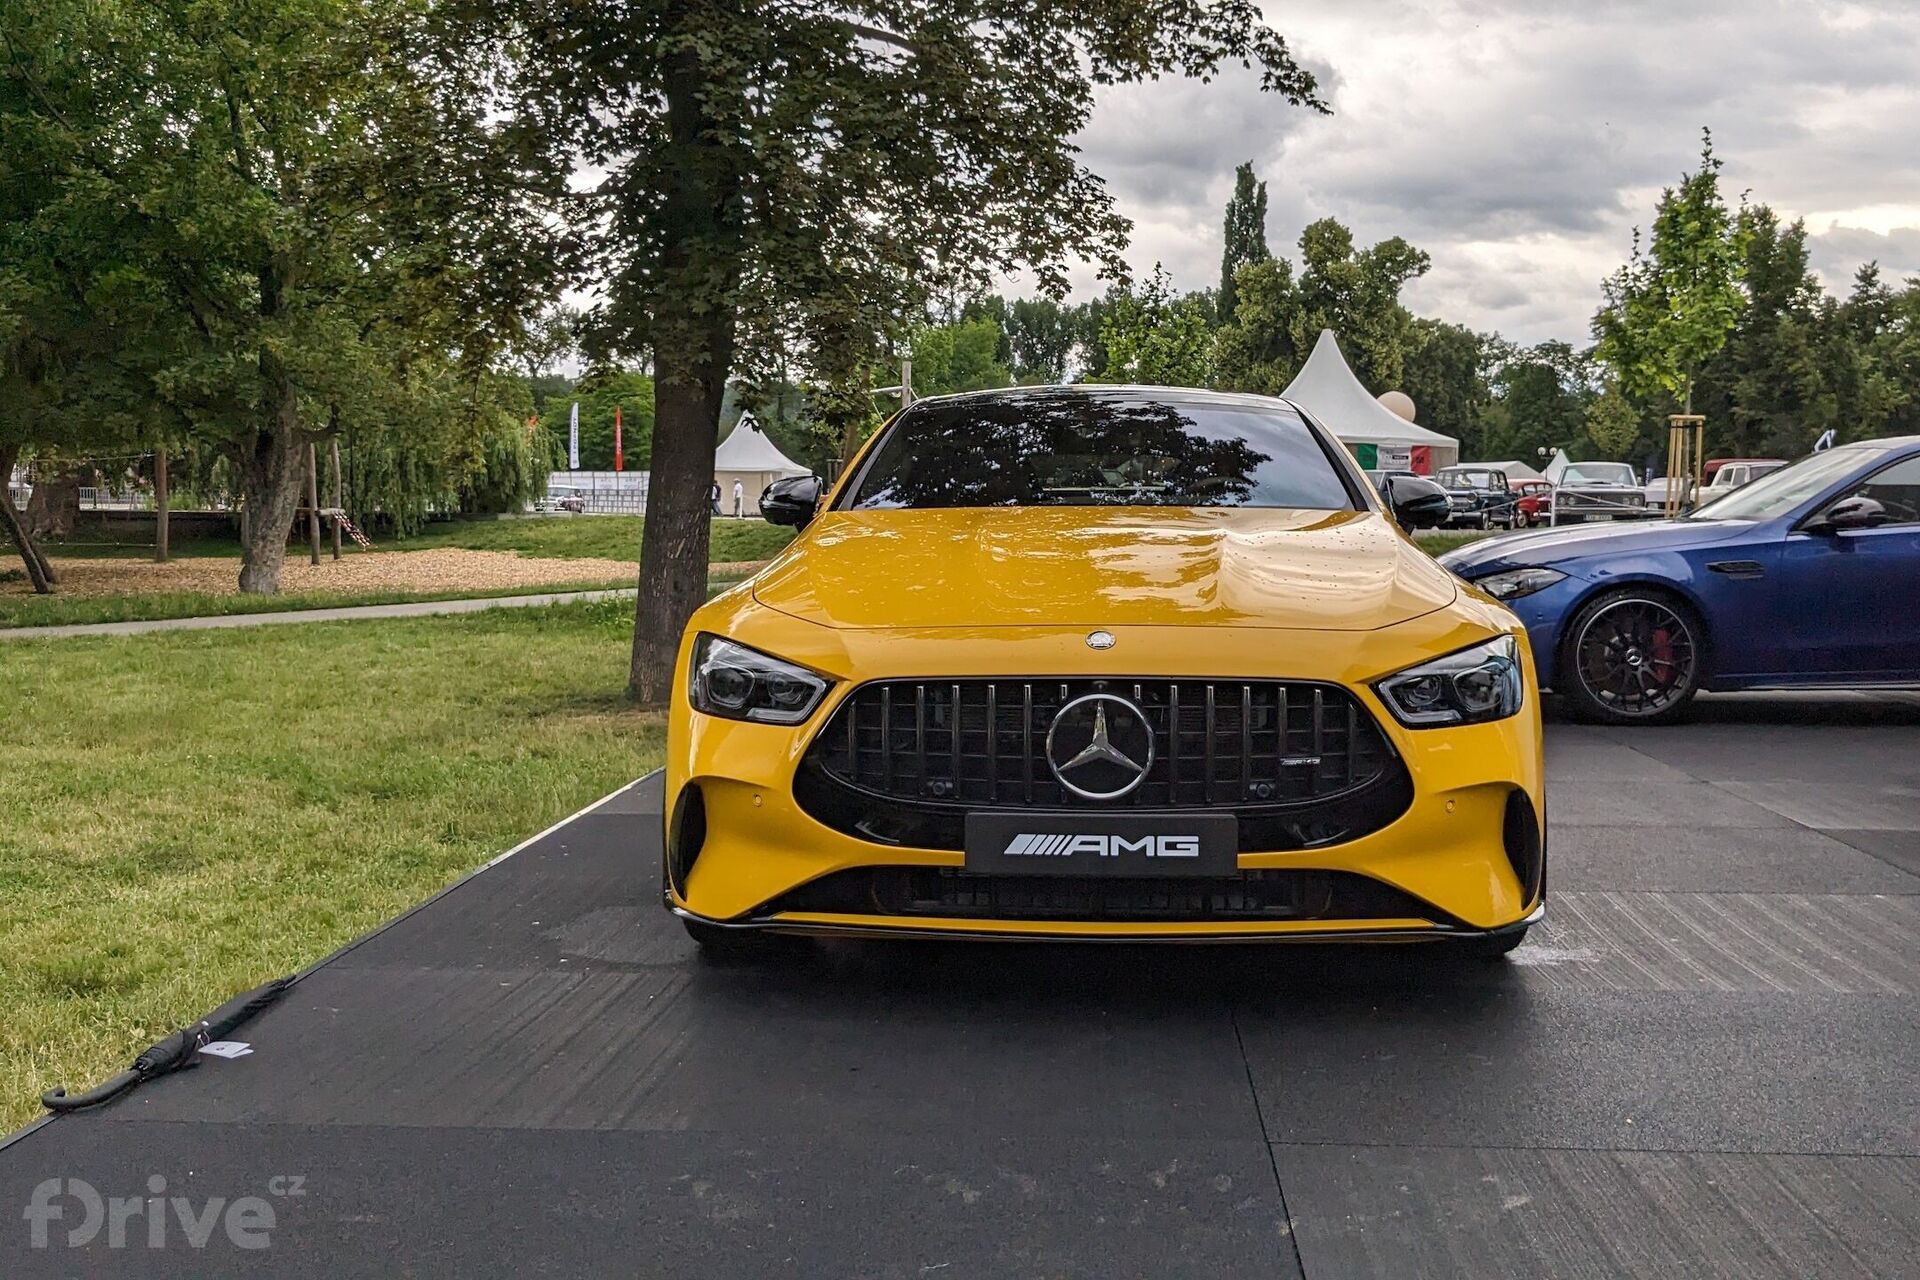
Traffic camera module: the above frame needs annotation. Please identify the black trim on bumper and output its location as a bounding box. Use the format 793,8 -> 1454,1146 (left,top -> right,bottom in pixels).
668,902 -> 1545,945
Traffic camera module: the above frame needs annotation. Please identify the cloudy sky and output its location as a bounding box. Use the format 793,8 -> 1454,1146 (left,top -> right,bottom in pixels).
1058,0 -> 1920,346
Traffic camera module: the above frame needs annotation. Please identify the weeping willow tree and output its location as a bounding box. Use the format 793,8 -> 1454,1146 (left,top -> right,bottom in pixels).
337,361 -> 558,537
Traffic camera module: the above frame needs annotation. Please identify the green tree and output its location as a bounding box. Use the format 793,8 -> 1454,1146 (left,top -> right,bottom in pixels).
1399,319 -> 1493,453
1481,342 -> 1595,462
509,3 -> 1324,702
911,317 -> 1012,397
1290,219 -> 1430,390
1004,298 -> 1080,383
1099,268 -> 1216,388
1592,130 -> 1749,417
1585,378 -> 1641,459
1212,217 -> 1428,395
1,0 -> 567,592
1210,258 -> 1299,394
1219,161 -> 1271,322
565,369 -> 658,472
1692,207 -> 1832,455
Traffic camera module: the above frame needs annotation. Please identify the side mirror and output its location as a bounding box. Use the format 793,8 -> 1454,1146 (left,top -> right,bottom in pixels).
1807,495 -> 1888,535
1385,475 -> 1451,530
759,474 -> 823,528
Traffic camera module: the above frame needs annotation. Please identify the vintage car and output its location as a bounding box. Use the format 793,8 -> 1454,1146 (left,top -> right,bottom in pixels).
1550,461 -> 1648,522
1513,479 -> 1554,526
1703,458 -> 1787,494
1436,466 -> 1520,529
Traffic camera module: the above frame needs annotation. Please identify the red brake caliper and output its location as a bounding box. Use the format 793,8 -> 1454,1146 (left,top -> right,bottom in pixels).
1649,626 -> 1677,686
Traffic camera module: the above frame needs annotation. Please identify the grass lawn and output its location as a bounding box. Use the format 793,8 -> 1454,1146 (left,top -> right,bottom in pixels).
0,599 -> 662,1132
0,578 -> 636,629
46,514 -> 796,565
1412,529 -> 1500,556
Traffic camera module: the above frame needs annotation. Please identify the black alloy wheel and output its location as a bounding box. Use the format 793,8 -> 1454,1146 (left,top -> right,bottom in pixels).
1561,588 -> 1704,725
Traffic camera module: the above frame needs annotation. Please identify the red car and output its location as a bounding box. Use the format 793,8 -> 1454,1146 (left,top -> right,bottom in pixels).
1512,479 -> 1553,527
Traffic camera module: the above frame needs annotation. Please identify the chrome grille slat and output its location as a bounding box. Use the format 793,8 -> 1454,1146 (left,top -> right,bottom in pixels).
811,679 -> 1393,810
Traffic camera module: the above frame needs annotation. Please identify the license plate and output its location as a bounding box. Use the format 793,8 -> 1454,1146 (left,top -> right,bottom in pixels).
964,812 -> 1238,878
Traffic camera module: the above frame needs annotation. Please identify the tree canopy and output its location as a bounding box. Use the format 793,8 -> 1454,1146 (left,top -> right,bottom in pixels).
502,0 -> 1326,701
1219,162 -> 1271,322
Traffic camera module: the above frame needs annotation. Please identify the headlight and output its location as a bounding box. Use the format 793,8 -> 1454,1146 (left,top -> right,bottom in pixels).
1471,567 -> 1566,601
1374,635 -> 1525,728
689,634 -> 831,724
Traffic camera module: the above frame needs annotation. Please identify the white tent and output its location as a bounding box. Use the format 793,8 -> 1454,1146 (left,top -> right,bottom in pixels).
1474,459 -> 1546,482
1281,329 -> 1459,473
713,413 -> 810,516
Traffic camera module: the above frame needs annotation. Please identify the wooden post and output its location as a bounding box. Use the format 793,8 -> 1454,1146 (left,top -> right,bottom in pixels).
153,443 -> 170,563
1665,414 -> 1706,517
329,437 -> 343,560
306,443 -> 322,566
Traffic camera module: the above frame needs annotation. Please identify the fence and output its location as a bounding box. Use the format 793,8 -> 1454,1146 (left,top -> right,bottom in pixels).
546,470 -> 650,515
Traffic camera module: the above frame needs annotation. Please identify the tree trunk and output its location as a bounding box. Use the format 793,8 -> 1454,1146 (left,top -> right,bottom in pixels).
154,443 -> 170,563
631,354 -> 729,704
24,465 -> 82,541
626,33 -> 743,706
0,445 -> 55,594
236,358 -> 308,594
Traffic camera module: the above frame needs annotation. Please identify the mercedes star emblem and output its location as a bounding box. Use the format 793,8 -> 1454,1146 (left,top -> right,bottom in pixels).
1045,693 -> 1154,800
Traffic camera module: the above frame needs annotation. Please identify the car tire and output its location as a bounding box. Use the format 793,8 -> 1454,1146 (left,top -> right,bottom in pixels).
681,918 -> 804,962
1559,587 -> 1705,726
1453,927 -> 1528,959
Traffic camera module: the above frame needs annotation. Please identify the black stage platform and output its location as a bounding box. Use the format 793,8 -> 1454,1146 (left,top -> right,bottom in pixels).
5,694 -> 1918,1277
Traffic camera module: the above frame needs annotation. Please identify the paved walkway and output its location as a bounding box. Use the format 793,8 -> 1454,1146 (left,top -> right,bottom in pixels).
0,587 -> 638,640
3,695 -> 1916,1276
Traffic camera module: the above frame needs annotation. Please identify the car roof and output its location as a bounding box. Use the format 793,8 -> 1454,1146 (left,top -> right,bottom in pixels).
905,383 -> 1305,415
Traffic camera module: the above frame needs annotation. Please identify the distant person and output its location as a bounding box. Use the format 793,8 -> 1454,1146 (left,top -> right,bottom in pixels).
708,481 -> 721,516
732,479 -> 745,518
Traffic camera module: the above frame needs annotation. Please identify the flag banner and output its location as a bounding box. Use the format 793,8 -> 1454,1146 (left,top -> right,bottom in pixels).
568,402 -> 580,470
614,405 -> 624,472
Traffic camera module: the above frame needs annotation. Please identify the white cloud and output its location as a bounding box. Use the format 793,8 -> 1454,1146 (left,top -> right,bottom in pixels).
1057,0 -> 1920,343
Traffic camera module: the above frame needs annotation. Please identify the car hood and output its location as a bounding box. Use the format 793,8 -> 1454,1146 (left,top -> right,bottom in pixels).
1440,518 -> 1755,574
752,507 -> 1459,631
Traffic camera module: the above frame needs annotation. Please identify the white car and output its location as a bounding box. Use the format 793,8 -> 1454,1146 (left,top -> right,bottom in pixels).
1643,475 -> 1693,511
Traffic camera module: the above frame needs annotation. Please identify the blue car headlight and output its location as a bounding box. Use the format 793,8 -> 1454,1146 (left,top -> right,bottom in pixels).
1374,635 -> 1525,728
690,634 -> 832,724
1471,567 -> 1566,601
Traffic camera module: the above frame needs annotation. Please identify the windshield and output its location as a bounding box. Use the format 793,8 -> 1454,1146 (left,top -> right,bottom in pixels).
841,392 -> 1356,511
1689,448 -> 1866,521
1561,463 -> 1637,487
1440,471 -> 1497,490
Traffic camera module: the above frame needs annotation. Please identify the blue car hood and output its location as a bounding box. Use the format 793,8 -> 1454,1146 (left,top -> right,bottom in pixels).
1440,518 -> 1755,574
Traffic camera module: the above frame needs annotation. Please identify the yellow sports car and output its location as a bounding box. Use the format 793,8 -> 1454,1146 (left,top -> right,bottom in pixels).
665,387 -> 1544,956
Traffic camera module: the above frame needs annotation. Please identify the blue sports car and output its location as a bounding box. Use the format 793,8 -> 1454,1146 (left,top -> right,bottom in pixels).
1439,436 -> 1920,723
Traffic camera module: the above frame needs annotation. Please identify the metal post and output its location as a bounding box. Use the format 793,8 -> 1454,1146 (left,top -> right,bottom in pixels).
306,443 -> 322,566
899,357 -> 914,410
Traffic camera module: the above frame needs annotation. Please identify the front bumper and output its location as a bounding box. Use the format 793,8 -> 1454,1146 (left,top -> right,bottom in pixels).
665,614 -> 1546,942
669,902 -> 1548,945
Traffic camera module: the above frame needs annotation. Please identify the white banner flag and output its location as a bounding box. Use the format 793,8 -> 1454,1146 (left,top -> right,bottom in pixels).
568,401 -> 580,469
